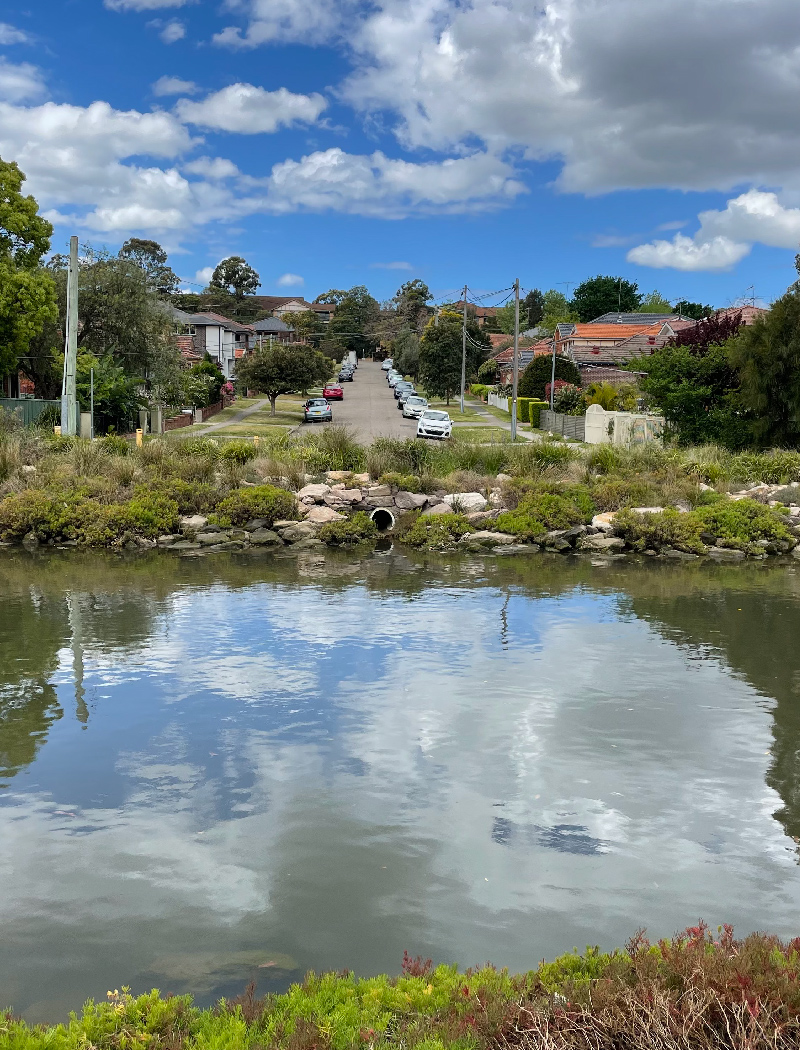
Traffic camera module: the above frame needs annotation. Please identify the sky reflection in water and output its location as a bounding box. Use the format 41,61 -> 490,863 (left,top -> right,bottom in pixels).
1,550 -> 800,1022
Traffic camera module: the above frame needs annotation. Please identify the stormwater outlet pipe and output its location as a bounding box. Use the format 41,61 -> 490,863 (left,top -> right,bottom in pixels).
370,508 -> 395,532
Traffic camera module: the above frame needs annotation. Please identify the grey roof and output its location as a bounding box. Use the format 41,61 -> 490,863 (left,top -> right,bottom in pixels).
591,312 -> 681,324
253,317 -> 292,333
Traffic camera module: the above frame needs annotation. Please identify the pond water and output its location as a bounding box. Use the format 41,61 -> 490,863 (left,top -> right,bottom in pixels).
3,547 -> 800,1021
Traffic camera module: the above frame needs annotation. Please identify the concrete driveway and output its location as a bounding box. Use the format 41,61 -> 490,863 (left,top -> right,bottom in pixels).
300,361 -> 419,441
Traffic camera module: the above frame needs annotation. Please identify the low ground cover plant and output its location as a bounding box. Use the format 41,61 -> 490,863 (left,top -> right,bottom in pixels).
402,513 -> 474,548
494,487 -> 594,540
212,485 -> 298,528
612,498 -> 792,553
319,512 -> 378,545
4,926 -> 800,1050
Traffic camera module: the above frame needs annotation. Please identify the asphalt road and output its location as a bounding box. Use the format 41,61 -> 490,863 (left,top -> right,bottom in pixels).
302,361 -> 420,441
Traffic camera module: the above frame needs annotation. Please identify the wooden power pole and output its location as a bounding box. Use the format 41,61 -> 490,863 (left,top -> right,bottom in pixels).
61,236 -> 79,436
511,278 -> 520,441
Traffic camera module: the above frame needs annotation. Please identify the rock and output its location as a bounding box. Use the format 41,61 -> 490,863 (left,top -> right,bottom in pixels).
157,534 -> 180,546
631,506 -> 664,515
708,546 -> 746,560
395,490 -> 427,510
22,532 -> 39,549
488,490 -> 505,508
366,495 -> 395,508
201,523 -> 222,533
243,519 -> 268,532
20,464 -> 36,474
280,522 -> 317,543
352,473 -> 370,485
792,547 -> 800,560
291,538 -> 326,550
367,485 -> 392,498
180,514 -> 207,532
169,540 -> 201,551
465,510 -> 495,525
562,525 -> 587,542
421,503 -> 452,516
305,506 -> 346,524
674,502 -> 692,513
297,483 -> 331,503
326,471 -> 352,481
662,548 -> 699,560
545,533 -> 573,552
249,528 -> 282,545
460,530 -> 516,546
341,488 -> 363,503
136,537 -> 157,549
443,492 -> 488,512
699,483 -> 714,491
578,534 -> 626,551
229,529 -> 248,540
496,473 -> 512,482
497,543 -> 538,555
196,531 -> 230,545
591,511 -> 617,532
273,519 -> 298,530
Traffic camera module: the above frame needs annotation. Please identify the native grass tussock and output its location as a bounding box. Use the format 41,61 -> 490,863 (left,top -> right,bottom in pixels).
3,927 -> 800,1050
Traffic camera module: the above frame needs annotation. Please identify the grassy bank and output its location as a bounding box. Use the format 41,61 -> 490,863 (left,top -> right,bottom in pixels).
3,926 -> 800,1050
2,419 -> 800,554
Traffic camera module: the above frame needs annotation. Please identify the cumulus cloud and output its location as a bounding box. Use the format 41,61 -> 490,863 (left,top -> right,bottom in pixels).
183,156 -> 240,178
252,147 -> 526,217
277,272 -> 304,286
194,266 -> 215,285
105,0 -> 190,10
159,20 -> 186,43
213,0 -> 357,48
153,75 -> 198,96
175,83 -> 327,133
0,22 -> 29,44
628,190 -> 800,271
0,58 -> 46,102
627,234 -> 751,272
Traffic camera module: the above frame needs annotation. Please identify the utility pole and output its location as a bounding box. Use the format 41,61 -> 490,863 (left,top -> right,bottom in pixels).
549,338 -> 557,411
89,367 -> 94,440
459,284 -> 468,415
61,235 -> 79,436
510,278 -> 520,441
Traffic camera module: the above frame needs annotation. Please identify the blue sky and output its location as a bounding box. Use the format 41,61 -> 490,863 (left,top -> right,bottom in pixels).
3,0 -> 800,308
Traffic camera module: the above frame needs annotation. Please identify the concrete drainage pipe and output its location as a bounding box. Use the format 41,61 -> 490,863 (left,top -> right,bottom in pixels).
370,508 -> 395,532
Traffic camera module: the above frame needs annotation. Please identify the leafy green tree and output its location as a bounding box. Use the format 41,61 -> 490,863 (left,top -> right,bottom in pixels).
496,302 -> 518,335
419,309 -> 490,403
392,279 -> 431,332
477,357 -> 499,383
236,343 -> 333,415
327,285 -> 380,357
119,238 -> 179,297
76,352 -> 143,434
314,289 -> 348,305
637,290 -> 673,313
541,289 -> 579,334
518,354 -> 581,400
0,158 -> 57,382
393,330 -> 420,377
283,309 -> 324,340
209,256 -> 260,299
570,275 -> 641,322
523,289 -> 545,328
637,343 -> 744,447
728,289 -> 800,447
674,300 -> 714,320
188,355 -> 225,405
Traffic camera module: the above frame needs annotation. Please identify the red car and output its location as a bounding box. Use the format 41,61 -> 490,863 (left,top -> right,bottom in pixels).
323,384 -> 344,400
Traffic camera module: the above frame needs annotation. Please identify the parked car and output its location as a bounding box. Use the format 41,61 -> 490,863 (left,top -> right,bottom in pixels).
394,382 -> 415,400
387,373 -> 404,387
403,396 -> 429,419
304,398 -> 332,423
381,358 -> 394,371
323,383 -> 344,400
397,388 -> 419,408
417,409 -> 452,439
338,369 -> 354,382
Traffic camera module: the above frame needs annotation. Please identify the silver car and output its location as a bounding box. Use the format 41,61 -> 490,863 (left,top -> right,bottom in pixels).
303,397 -> 332,423
417,409 -> 452,439
403,395 -> 429,419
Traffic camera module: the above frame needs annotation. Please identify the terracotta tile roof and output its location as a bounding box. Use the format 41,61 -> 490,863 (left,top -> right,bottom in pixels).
568,322 -> 662,340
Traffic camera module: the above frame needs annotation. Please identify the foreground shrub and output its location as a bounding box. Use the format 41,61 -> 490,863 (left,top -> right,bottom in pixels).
403,512 -> 474,548
319,512 -> 378,545
214,484 -> 298,527
495,490 -> 591,540
694,497 -> 794,549
134,479 -> 221,515
612,507 -> 706,553
219,440 -> 258,465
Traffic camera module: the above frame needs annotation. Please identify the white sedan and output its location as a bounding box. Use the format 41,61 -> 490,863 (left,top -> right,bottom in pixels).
403,395 -> 429,419
417,409 -> 452,439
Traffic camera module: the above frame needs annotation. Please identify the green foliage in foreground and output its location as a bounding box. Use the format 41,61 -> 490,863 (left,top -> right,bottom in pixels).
494,488 -> 594,540
402,512 -> 474,548
613,498 -> 794,553
213,485 -> 298,528
319,512 -> 378,545
5,927 -> 800,1050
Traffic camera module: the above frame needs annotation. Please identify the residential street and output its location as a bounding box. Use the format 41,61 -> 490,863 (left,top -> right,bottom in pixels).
300,361 -> 419,441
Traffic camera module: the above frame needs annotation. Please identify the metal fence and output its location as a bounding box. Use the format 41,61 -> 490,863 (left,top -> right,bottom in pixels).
540,410 -> 586,441
0,398 -> 61,426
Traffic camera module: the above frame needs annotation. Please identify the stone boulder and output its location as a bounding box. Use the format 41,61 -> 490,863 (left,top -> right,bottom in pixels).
305,506 -> 346,524
591,512 -> 617,531
460,530 -> 516,546
249,528 -> 282,545
243,518 -> 268,532
297,483 -> 331,503
443,492 -> 488,513
279,522 -> 317,544
367,484 -> 392,498
578,534 -> 626,551
196,531 -> 230,545
708,546 -> 746,560
394,491 -> 428,510
180,514 -> 208,532
421,503 -> 451,516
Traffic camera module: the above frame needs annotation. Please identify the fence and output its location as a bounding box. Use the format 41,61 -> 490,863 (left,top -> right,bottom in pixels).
488,391 -> 509,412
584,404 -> 665,446
540,410 -> 586,441
164,413 -> 193,432
0,398 -> 60,426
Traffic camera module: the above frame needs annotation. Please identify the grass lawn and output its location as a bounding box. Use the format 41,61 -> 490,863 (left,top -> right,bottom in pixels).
426,400 -> 482,423
454,426 -> 521,442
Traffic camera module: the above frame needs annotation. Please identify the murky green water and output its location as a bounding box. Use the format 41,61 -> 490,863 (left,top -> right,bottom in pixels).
3,547 -> 800,1021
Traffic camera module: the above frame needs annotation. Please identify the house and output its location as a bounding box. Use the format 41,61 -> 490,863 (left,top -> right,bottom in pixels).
252,317 -> 295,344
169,306 -> 254,378
590,311 -> 688,325
248,296 -> 336,324
495,339 -> 552,385
451,301 -> 499,327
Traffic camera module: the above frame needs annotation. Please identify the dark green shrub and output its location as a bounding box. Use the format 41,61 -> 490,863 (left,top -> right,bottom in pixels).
695,498 -> 794,549
495,491 -> 589,540
612,508 -> 705,553
214,484 -> 298,527
519,354 -> 581,399
527,399 -> 548,427
219,440 -> 258,465
134,480 -> 221,515
319,512 -> 378,545
35,404 -> 61,430
402,512 -> 474,548
117,492 -> 180,537
96,435 -> 130,456
379,472 -> 424,493
175,437 -> 221,459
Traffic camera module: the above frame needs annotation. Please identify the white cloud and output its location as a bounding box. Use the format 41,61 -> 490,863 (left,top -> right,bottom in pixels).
183,156 -> 240,178
0,58 -> 46,102
370,261 -> 413,269
105,0 -> 190,10
213,0 -> 357,48
0,22 -> 30,44
153,75 -> 198,96
628,189 -> 800,271
194,266 -> 215,285
175,83 -> 327,133
159,19 -> 186,43
277,272 -> 304,287
627,234 -> 751,272
252,147 -> 526,217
